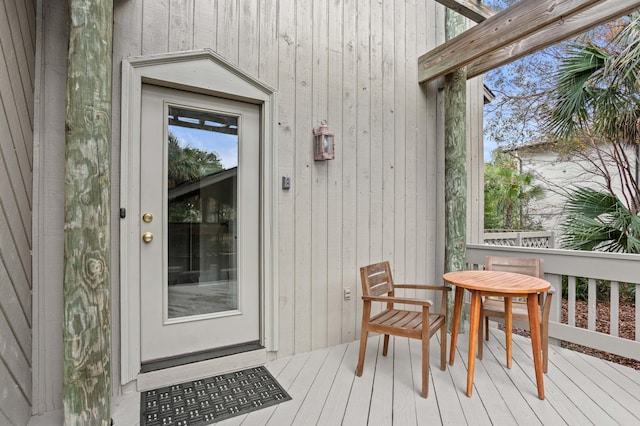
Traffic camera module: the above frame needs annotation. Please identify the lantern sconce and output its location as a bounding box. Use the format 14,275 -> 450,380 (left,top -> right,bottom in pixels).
313,121 -> 335,161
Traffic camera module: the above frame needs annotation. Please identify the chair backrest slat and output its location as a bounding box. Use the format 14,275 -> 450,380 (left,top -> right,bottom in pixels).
484,256 -> 545,303
484,256 -> 544,278
360,261 -> 394,297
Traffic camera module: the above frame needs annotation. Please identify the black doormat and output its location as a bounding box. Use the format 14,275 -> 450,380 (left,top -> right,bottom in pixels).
140,366 -> 291,425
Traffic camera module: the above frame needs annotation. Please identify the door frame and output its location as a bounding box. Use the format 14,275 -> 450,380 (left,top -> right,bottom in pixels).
120,50 -> 278,386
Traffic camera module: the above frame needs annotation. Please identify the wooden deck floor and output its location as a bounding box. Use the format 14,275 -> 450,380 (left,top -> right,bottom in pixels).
108,327 -> 640,425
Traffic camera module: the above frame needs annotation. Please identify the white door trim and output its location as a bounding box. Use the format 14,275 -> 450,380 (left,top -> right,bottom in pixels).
120,50 -> 278,386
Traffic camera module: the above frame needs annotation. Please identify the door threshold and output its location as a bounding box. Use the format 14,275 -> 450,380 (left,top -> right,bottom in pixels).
136,346 -> 267,391
141,341 -> 263,373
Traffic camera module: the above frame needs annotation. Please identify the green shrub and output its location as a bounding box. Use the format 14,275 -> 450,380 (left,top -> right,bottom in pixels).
562,276 -> 636,304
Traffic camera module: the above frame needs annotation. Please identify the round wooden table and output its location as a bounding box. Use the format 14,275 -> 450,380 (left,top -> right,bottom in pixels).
444,270 -> 551,400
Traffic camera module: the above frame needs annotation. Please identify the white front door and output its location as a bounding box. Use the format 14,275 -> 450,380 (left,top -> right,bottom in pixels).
139,84 -> 260,364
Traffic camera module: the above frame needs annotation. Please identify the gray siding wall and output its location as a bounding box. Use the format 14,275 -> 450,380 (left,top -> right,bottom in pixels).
33,0 -> 484,413
0,0 -> 36,424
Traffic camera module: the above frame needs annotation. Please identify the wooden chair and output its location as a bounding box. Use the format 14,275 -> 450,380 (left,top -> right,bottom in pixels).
355,261 -> 450,397
478,256 -> 554,373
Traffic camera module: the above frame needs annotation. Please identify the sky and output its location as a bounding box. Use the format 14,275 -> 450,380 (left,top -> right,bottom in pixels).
484,138 -> 497,163
169,125 -> 238,170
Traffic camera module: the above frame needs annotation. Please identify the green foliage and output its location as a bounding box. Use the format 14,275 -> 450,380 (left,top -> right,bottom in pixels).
168,132 -> 224,189
561,275 -> 636,303
548,36 -> 640,146
168,131 -> 225,223
484,152 -> 544,230
559,187 -> 640,253
549,15 -> 640,254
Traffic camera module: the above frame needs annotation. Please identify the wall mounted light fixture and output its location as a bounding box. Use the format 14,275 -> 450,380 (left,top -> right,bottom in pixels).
313,121 -> 335,161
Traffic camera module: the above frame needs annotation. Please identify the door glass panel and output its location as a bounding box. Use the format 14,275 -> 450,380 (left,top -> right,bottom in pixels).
166,105 -> 238,319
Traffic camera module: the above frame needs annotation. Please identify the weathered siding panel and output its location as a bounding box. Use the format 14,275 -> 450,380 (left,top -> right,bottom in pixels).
311,0 -> 329,351
0,0 -> 35,423
275,0 -> 297,359
355,0 -> 372,331
33,0 -> 69,416
467,76 -> 485,244
168,0 -> 194,53
326,0 -> 345,348
293,0 -> 314,354
422,1 -> 441,287
340,0 -> 359,344
393,0 -> 407,288
32,0 -> 486,414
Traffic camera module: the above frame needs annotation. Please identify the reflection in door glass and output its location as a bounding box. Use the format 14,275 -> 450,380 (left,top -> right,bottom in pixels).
166,106 -> 238,318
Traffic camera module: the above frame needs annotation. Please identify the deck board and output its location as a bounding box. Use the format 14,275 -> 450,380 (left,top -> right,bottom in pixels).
409,339 -> 441,425
107,327 -> 640,425
316,341 -> 359,425
565,344 -> 640,423
293,343 -> 349,424
342,337 -> 378,425
390,338 -> 415,426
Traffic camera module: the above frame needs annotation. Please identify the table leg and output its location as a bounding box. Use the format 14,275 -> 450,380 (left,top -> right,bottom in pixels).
505,297 -> 512,369
449,286 -> 464,366
466,291 -> 482,397
527,293 -> 545,399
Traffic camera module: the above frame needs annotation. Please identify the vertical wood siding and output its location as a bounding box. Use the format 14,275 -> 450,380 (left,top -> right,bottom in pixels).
114,0 -> 459,357
0,0 -> 35,423
33,0 -> 484,412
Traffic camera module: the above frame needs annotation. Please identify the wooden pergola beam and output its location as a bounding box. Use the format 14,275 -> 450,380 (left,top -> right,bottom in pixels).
467,0 -> 640,78
419,0 -> 604,83
435,0 -> 495,23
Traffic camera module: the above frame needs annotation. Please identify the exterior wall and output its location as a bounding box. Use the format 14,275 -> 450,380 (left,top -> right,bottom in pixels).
0,0 -> 36,424
466,77 -> 485,245
32,0 -> 485,414
515,145 -> 639,236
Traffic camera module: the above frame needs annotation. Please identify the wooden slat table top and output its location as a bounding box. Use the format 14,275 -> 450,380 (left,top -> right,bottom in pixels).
443,270 -> 550,294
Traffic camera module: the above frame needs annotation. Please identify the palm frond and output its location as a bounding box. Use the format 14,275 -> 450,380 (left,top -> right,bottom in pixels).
608,13 -> 640,83
560,187 -> 640,253
548,43 -> 609,139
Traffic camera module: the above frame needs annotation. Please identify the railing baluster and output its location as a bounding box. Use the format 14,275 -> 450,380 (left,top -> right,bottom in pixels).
637,283 -> 640,342
568,276 -> 576,327
610,281 -> 619,337
467,244 -> 640,361
588,278 -> 596,331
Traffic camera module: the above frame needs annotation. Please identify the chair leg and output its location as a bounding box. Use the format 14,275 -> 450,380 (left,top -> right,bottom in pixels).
440,324 -> 447,370
478,312 -> 484,360
541,320 -> 549,373
485,316 -> 489,341
505,297 -> 513,369
422,334 -> 430,398
383,334 -> 390,356
356,329 -> 369,377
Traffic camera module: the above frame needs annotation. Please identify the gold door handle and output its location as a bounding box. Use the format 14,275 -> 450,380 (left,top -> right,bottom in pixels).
142,212 -> 154,223
142,232 -> 154,243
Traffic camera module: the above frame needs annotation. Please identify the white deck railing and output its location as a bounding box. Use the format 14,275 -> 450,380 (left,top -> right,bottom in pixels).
466,244 -> 640,362
483,230 -> 555,248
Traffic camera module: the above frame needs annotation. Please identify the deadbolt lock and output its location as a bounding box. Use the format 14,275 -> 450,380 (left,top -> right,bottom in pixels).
142,213 -> 154,223
142,232 -> 154,243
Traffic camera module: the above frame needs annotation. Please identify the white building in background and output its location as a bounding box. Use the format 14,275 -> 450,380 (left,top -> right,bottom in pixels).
503,140 -> 640,238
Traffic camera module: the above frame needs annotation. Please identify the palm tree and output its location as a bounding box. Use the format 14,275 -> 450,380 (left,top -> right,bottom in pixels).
167,131 -> 225,222
549,14 -> 640,253
167,132 -> 224,188
484,152 -> 544,230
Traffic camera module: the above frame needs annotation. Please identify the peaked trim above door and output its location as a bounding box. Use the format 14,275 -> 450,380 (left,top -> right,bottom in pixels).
120,50 -> 278,386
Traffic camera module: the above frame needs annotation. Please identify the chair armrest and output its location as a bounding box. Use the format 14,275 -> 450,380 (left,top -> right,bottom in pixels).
394,284 -> 451,292
362,295 -> 433,307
